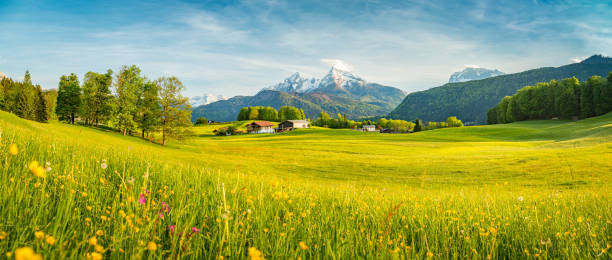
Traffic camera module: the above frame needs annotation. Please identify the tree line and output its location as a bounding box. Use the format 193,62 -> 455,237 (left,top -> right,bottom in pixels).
0,71 -> 57,122
1,66 -> 192,145
313,111 -> 463,132
237,106 -> 306,121
487,72 -> 612,124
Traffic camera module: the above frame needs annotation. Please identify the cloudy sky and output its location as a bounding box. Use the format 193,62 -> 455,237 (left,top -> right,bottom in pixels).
0,0 -> 610,97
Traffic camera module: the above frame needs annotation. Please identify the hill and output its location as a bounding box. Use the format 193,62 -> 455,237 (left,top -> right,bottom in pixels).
390,55 -> 612,124
1,110 -> 611,258
192,66 -> 405,122
449,67 -> 505,83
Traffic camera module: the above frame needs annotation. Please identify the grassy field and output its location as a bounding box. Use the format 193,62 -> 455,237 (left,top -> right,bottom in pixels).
0,110 -> 611,259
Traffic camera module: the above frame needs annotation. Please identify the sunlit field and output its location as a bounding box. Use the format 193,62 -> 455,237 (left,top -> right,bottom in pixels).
1,110 -> 611,259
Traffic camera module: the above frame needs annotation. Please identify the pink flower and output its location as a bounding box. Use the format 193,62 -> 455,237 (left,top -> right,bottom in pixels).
161,202 -> 170,213
158,212 -> 164,219
168,225 -> 176,233
191,227 -> 200,233
138,193 -> 146,205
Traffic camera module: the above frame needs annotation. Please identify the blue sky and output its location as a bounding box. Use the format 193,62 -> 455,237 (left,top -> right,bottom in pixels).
0,0 -> 611,97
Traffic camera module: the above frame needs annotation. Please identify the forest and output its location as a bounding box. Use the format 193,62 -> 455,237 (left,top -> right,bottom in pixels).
0,66 -> 192,145
236,106 -> 306,121
390,55 -> 612,124
487,72 -> 612,124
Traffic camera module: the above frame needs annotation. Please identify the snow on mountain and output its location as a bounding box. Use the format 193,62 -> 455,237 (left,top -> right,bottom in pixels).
190,94 -> 227,107
266,72 -> 319,93
268,66 -> 367,94
449,67 -> 505,83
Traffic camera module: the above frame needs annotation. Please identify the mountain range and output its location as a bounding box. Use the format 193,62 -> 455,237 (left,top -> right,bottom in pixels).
449,67 -> 505,83
390,55 -> 612,124
192,66 -> 406,122
189,94 -> 227,107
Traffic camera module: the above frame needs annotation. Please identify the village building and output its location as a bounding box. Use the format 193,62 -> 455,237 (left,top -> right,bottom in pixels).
277,120 -> 310,132
246,121 -> 275,134
362,125 -> 377,132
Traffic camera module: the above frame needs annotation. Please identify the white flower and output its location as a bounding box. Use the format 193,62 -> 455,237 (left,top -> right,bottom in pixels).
45,162 -> 52,172
127,177 -> 135,185
247,209 -> 252,214
101,163 -> 108,170
517,196 -> 524,202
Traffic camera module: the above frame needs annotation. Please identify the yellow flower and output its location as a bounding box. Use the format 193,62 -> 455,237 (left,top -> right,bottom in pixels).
248,247 -> 264,260
577,217 -> 583,223
0,231 -> 7,240
14,247 -> 42,260
299,241 -> 309,250
147,241 -> 157,251
28,161 -> 46,178
9,144 -> 18,156
96,230 -> 104,236
427,252 -> 434,258
34,231 -> 45,240
45,236 -> 56,245
91,252 -> 103,260
88,236 -> 98,246
95,245 -> 105,253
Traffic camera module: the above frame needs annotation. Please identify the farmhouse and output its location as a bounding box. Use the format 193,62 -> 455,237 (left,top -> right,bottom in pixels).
362,125 -> 377,132
278,120 -> 310,131
246,121 -> 275,134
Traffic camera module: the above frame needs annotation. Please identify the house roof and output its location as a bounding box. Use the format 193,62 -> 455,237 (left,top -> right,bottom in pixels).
283,120 -> 310,124
249,121 -> 275,127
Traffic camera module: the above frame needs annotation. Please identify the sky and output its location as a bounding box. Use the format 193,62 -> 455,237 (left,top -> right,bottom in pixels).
0,0 -> 611,98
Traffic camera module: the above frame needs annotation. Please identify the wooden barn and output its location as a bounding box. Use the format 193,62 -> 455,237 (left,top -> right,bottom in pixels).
278,120 -> 310,131
246,121 -> 275,134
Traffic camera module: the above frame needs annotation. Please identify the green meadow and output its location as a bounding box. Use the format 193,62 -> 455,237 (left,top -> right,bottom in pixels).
1,110 -> 611,259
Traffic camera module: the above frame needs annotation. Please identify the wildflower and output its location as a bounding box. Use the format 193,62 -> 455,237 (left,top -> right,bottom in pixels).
44,162 -> 51,172
0,231 -> 7,240
45,236 -> 56,245
127,177 -> 135,185
299,241 -> 309,250
138,194 -> 146,205
147,241 -> 157,251
161,202 -> 170,213
517,196 -> 524,202
577,217 -> 583,223
248,247 -> 264,260
191,227 -> 200,233
167,225 -> 176,233
29,161 -> 46,178
263,228 -> 269,233
95,245 -> 105,253
14,247 -> 42,260
88,236 -> 98,246
96,230 -> 104,236
91,252 -> 103,260
427,252 -> 434,258
9,144 -> 18,156
34,231 -> 45,240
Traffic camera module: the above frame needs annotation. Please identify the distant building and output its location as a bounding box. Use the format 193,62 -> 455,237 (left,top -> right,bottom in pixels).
362,125 -> 377,132
246,121 -> 275,134
278,120 -> 310,131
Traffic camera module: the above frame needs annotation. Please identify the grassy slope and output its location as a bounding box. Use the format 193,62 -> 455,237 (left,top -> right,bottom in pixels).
0,111 -> 611,259
187,114 -> 612,187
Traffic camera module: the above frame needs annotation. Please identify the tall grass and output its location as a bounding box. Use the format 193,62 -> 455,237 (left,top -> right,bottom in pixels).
0,111 -> 611,259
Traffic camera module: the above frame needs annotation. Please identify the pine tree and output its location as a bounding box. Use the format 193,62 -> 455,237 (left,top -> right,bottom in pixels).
35,85 -> 48,122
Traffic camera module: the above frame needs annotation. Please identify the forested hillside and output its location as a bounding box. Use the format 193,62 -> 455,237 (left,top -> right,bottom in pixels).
390,55 -> 612,124
191,90 -> 389,122
487,73 -> 612,124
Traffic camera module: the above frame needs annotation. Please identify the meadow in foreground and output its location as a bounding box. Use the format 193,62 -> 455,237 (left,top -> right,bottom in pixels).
0,111 -> 611,259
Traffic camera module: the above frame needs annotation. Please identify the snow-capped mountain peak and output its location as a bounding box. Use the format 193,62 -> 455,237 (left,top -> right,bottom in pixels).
449,67 -> 505,83
190,94 -> 227,107
267,72 -> 319,93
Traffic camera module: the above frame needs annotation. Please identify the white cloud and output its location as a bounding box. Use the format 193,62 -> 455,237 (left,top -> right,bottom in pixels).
320,59 -> 354,71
